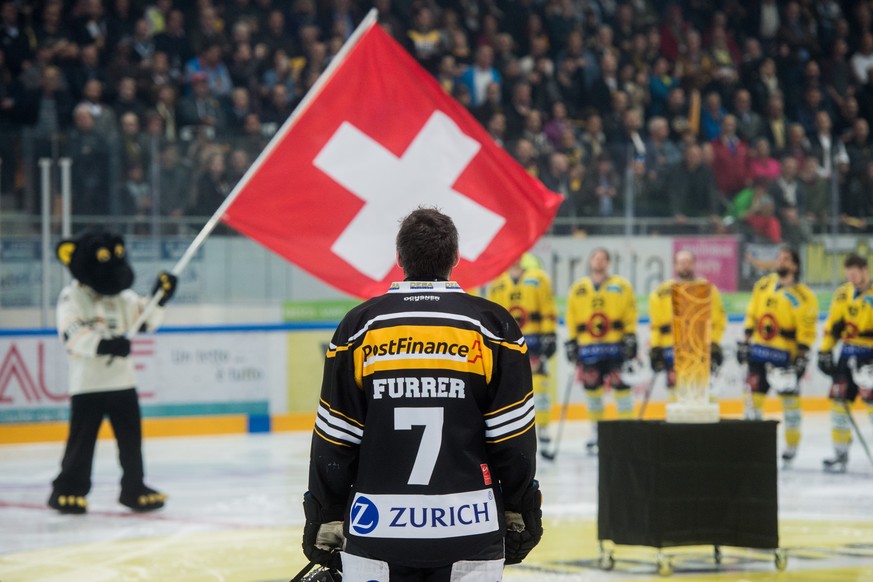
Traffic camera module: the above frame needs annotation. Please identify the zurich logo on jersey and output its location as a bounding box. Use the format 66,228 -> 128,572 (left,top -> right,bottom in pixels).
350,496 -> 379,535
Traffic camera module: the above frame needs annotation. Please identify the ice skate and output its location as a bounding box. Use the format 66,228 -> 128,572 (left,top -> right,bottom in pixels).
781,446 -> 797,467
585,439 -> 598,456
120,486 -> 167,512
48,491 -> 87,515
822,451 -> 849,473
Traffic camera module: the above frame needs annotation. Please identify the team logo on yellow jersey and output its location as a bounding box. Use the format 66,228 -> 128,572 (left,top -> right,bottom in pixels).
758,314 -> 779,340
588,313 -> 610,338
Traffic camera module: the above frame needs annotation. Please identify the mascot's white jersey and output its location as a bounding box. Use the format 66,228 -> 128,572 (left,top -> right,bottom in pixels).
57,281 -> 165,395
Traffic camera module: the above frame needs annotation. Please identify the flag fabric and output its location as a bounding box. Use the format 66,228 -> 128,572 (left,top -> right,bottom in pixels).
222,16 -> 563,299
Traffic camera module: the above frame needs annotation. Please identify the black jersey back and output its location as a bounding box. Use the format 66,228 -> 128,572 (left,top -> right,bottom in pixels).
308,281 -> 537,567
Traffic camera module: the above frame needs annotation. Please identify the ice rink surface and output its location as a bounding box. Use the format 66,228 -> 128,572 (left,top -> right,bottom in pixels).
1,412 -> 872,581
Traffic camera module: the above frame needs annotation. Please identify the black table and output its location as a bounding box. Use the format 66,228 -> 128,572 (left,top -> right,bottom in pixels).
597,420 -> 782,574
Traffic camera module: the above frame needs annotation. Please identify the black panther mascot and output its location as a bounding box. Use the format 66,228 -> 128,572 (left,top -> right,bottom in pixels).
49,229 -> 177,514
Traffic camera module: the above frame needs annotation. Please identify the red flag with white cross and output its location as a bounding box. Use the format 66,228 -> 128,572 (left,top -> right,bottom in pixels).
220,12 -> 563,299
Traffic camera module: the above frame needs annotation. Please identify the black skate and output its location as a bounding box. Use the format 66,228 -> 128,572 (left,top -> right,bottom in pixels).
781,447 -> 797,467
48,491 -> 87,514
585,439 -> 598,456
120,485 -> 167,512
822,451 -> 849,474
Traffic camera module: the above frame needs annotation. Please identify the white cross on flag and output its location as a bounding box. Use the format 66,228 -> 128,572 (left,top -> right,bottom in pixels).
221,14 -> 562,298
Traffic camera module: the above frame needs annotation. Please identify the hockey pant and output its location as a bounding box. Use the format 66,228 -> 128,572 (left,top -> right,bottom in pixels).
340,552 -> 504,582
52,388 -> 145,496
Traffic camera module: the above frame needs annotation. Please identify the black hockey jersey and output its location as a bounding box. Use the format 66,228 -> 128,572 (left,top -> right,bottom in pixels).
308,281 -> 537,567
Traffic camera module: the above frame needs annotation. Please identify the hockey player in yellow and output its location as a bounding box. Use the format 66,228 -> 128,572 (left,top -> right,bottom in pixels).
649,250 -> 727,399
737,246 -> 818,464
489,253 -> 558,448
817,253 -> 873,473
565,248 -> 637,453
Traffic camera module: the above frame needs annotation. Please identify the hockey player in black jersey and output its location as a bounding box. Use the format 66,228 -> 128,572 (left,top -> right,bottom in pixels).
302,208 -> 542,581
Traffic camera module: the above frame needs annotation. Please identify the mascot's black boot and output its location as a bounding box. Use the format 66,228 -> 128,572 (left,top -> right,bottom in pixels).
120,485 -> 167,512
48,491 -> 88,514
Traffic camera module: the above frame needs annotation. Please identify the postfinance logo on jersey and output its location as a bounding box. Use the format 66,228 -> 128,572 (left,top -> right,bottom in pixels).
348,490 -> 498,539
356,325 -> 491,377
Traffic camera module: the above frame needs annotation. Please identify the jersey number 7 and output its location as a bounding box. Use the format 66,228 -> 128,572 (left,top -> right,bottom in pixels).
395,407 -> 444,485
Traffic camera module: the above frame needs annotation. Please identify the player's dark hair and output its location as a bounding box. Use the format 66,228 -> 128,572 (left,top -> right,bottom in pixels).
780,245 -> 801,280
396,207 -> 459,281
844,253 -> 868,269
591,247 -> 611,262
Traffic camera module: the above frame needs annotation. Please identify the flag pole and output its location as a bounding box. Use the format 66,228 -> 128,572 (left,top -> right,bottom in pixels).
127,8 -> 380,336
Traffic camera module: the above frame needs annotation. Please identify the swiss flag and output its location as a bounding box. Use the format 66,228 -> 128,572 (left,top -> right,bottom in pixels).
222,14 -> 562,299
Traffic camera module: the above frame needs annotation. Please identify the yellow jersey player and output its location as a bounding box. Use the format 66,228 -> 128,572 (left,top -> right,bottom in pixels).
649,250 -> 727,399
737,246 -> 818,464
488,254 -> 558,449
565,248 -> 637,454
817,253 -> 873,473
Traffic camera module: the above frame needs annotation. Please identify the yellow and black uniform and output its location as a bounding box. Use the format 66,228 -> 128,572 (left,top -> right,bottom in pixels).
819,282 -> 873,463
566,275 -> 637,423
488,265 -> 557,434
649,278 -> 727,392
308,281 -> 537,569
741,273 -> 818,452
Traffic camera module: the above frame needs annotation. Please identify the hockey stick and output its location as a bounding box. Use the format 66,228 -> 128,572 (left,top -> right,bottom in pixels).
842,400 -> 873,469
289,560 -> 317,582
541,368 -> 577,461
637,371 -> 660,420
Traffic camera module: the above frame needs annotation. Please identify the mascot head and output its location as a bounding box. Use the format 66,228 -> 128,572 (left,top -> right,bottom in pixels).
57,229 -> 135,296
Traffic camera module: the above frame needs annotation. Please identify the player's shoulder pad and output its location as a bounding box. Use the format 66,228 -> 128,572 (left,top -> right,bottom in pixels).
755,273 -> 777,291
608,274 -> 632,293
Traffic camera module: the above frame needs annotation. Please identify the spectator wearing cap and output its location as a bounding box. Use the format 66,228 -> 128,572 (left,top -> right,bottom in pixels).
185,41 -> 232,99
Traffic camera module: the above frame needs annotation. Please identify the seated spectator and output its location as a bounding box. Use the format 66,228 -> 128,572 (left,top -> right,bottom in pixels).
749,137 -> 782,184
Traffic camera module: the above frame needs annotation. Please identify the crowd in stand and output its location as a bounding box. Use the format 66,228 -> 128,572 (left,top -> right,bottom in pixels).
2,0 -> 873,240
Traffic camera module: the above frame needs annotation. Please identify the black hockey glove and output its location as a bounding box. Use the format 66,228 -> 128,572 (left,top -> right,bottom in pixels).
541,333 -> 557,359
817,351 -> 835,376
302,492 -> 344,570
96,336 -> 131,358
152,271 -> 178,306
710,343 -> 723,370
564,339 -> 578,363
736,341 -> 750,365
621,334 -> 637,362
504,480 -> 543,565
649,347 -> 666,372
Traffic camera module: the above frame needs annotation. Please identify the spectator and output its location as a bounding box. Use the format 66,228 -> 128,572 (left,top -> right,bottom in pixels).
188,150 -> 229,218
67,43 -> 109,101
749,137 -> 782,184
642,115 -> 681,212
763,94 -> 789,154
156,142 -> 191,224
406,5 -> 443,74
113,76 -> 145,120
843,159 -> 873,230
850,32 -> 873,85
727,177 -> 782,243
153,83 -> 178,141
153,9 -> 191,74
66,104 -> 112,217
513,137 -> 541,177
504,81 -> 533,143
666,143 -> 720,228
808,110 -> 848,180
176,72 -> 224,131
541,152 -> 574,234
472,81 -> 502,125
257,9 -> 297,58
797,86 -> 827,136
260,83 -> 294,127
770,156 -> 809,244
129,18 -> 155,66
519,109 -> 551,159
122,164 -> 152,231
21,65 -> 74,136
118,111 -> 149,173
485,111 -> 507,148
845,118 -> 873,182
457,45 -> 501,108
588,51 -> 621,114
581,154 -> 620,219
260,48 -> 296,103
579,112 -> 607,163
751,58 -> 783,115
648,56 -> 676,118
0,0 -> 33,76
733,88 -> 765,143
185,41 -> 232,99
710,114 -> 751,200
700,91 -> 727,141
798,156 -> 829,233
78,79 -> 118,141
784,121 -> 811,165
226,148 -> 251,186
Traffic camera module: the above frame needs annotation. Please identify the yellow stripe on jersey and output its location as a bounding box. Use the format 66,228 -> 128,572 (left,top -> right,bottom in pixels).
354,325 -> 495,385
484,390 -> 535,418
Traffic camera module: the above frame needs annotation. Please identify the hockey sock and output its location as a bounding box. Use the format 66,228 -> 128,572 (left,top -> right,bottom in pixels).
831,400 -> 852,453
867,401 -> 873,427
615,389 -> 634,419
749,392 -> 766,420
532,372 -> 551,431
781,394 -> 802,449
667,387 -> 677,402
586,387 -> 605,424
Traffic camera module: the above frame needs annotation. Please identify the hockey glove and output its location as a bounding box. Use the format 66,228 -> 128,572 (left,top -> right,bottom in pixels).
96,336 -> 131,358
710,343 -> 723,371
621,334 -> 638,362
302,492 -> 344,570
736,341 -> 750,365
829,380 -> 848,400
817,351 -> 835,376
649,347 -> 666,372
564,340 -> 578,363
504,480 -> 543,565
541,333 -> 557,359
152,271 -> 178,306
794,349 -> 809,377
